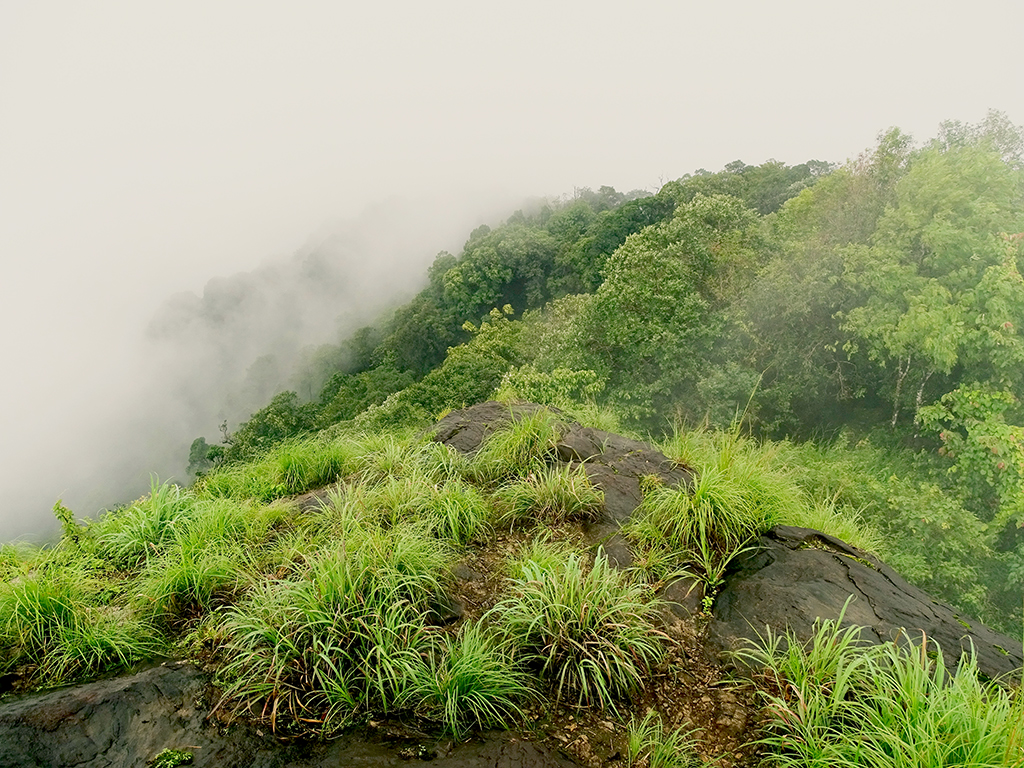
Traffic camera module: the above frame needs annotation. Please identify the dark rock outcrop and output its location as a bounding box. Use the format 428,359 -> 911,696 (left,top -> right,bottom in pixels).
709,526 -> 1024,681
434,401 -> 693,566
0,661 -> 578,768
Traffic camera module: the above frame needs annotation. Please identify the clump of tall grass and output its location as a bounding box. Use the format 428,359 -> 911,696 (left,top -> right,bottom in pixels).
781,495 -> 884,555
271,436 -> 363,494
736,610 -> 1024,768
94,478 -> 194,569
412,620 -> 534,737
215,518 -> 452,733
0,569 -> 158,682
626,710 -> 706,768
416,440 -> 472,484
134,498 -> 267,622
493,464 -> 603,526
358,473 -> 437,527
630,428 -> 811,590
200,435 -> 365,502
489,543 -> 665,709
427,481 -> 492,544
352,431 -> 426,484
466,408 -> 562,486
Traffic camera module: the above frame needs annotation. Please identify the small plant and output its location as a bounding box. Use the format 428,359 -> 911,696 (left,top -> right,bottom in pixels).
466,408 -> 562,485
149,748 -> 193,768
489,544 -> 665,709
412,620 -> 534,737
626,710 -> 705,768
493,464 -> 604,526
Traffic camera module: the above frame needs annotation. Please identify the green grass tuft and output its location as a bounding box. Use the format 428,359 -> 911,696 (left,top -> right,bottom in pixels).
412,620 -> 534,737
489,543 -> 665,709
626,710 -> 706,768
215,519 -> 451,733
736,608 -> 1024,768
493,465 -> 603,526
466,408 -> 562,486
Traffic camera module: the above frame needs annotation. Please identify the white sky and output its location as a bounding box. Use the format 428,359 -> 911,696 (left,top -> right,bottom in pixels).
1,0 -> 1022,540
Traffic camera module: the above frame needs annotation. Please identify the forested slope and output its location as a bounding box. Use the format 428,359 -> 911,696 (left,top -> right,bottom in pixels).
192,112 -> 1024,636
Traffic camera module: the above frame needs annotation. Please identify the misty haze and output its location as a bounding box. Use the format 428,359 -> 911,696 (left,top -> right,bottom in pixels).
2,3 -> 1024,766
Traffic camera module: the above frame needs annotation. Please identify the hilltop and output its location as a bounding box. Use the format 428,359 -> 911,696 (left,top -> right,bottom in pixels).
3,112 -> 1024,766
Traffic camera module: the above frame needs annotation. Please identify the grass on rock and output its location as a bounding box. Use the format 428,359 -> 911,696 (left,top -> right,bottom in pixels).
489,542 -> 665,710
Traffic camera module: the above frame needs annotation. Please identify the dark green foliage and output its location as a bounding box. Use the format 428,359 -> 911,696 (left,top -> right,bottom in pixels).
223,391 -> 319,463
571,193 -> 765,424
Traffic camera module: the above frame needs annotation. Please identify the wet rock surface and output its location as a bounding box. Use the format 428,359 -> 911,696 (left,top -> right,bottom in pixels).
0,661 -> 579,768
709,525 -> 1024,680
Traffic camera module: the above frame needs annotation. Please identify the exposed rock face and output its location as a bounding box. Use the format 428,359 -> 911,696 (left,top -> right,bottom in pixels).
434,401 -> 693,568
0,662 -> 578,768
709,526 -> 1024,681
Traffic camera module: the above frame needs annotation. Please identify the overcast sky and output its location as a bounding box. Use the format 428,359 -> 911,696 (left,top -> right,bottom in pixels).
1,0 -> 1022,541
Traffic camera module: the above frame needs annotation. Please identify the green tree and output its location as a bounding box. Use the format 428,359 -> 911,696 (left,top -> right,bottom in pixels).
572,194 -> 765,423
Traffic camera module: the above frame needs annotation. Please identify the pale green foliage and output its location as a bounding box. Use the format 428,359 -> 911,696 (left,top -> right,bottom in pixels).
737,611 -> 1024,768
412,620 -> 534,737
495,364 -> 605,407
918,385 -> 1024,531
490,544 -> 664,709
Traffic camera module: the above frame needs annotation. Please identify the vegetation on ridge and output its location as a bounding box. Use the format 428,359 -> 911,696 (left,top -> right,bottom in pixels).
4,112 -> 1024,766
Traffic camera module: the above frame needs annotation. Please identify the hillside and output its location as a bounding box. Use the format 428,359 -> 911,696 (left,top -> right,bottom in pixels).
1,402 -> 1021,767
3,113 -> 1024,766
